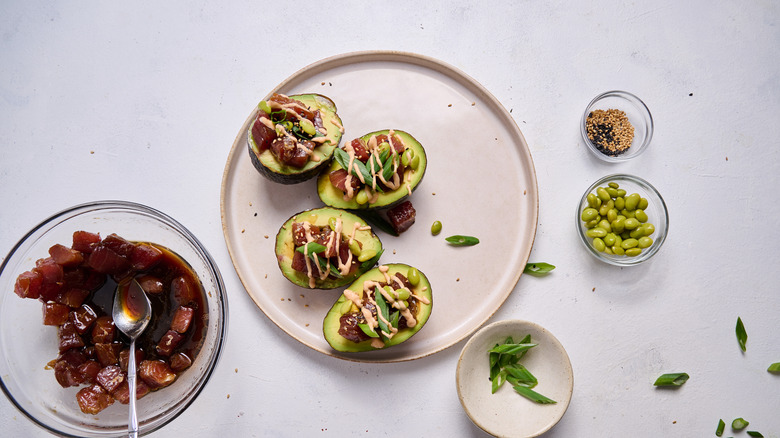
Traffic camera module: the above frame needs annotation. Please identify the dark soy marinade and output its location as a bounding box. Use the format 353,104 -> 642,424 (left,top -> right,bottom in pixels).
87,244 -> 207,362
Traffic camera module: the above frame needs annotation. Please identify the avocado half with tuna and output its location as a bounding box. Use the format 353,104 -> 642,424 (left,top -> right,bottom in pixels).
316,129 -> 427,209
248,93 -> 344,184
275,207 -> 383,289
323,263 -> 432,352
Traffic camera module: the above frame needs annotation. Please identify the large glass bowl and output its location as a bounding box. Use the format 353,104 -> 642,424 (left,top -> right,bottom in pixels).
0,201 -> 228,437
576,174 -> 669,266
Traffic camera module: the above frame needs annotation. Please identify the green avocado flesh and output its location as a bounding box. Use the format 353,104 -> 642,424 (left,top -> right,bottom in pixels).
323,264 -> 432,352
248,93 -> 344,184
275,207 -> 382,289
316,129 -> 427,209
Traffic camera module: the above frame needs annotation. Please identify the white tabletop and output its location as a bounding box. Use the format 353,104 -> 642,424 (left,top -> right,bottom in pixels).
2,1 -> 779,437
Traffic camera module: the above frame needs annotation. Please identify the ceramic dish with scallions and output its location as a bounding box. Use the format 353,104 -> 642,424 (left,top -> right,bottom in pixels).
456,320 -> 573,438
576,174 -> 668,266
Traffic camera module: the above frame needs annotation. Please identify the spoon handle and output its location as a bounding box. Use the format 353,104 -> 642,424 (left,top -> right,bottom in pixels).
128,339 -> 139,438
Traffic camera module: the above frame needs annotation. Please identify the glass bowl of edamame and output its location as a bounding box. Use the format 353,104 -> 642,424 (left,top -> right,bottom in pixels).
576,174 -> 668,266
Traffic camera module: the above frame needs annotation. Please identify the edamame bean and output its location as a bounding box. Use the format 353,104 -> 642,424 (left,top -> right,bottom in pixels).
599,199 -> 614,216
349,240 -> 362,256
625,193 -> 640,210
624,218 -> 640,230
328,216 -> 339,231
615,197 -> 625,210
621,238 -> 639,249
613,234 -> 623,247
608,182 -> 620,189
616,189 -> 627,197
625,248 -> 642,257
593,237 -> 606,252
598,219 -> 612,232
585,218 -> 601,228
621,208 -> 636,219
612,217 -> 626,234
629,227 -> 645,239
635,209 -> 648,223
356,190 -> 369,205
407,267 -> 421,286
396,287 -> 411,300
258,100 -> 272,114
431,220 -> 442,235
638,198 -> 649,210
607,208 -> 618,223
612,245 -> 625,255
358,249 -> 377,262
401,149 -> 413,166
410,155 -> 421,170
604,246 -> 613,255
383,285 -> 396,297
604,233 -> 617,246
586,228 -> 607,238
587,193 -> 599,208
606,187 -> 619,198
299,118 -> 316,136
638,236 -> 653,248
581,208 -> 599,222
597,187 -> 610,202
641,223 -> 655,236
620,231 -> 631,239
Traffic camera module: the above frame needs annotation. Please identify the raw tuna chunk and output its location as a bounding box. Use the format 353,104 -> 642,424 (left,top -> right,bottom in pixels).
139,360 -> 177,389
76,384 -> 114,414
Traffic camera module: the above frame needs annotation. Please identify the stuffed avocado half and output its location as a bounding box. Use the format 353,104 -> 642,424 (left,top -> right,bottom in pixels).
275,207 -> 383,289
323,264 -> 432,352
317,129 -> 427,209
248,93 -> 344,184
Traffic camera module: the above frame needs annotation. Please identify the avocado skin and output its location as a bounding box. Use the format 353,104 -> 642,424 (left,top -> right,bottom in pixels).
323,264 -> 432,352
248,93 -> 343,184
274,207 -> 382,289
316,129 -> 427,209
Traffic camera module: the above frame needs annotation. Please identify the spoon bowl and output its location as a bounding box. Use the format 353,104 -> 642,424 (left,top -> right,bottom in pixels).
113,278 -> 152,438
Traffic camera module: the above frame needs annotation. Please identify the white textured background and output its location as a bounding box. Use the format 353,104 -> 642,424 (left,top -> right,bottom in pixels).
1,1 -> 779,436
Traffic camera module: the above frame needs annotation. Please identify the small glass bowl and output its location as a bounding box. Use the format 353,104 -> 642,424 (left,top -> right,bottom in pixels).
581,90 -> 653,162
0,201 -> 228,437
576,174 -> 668,266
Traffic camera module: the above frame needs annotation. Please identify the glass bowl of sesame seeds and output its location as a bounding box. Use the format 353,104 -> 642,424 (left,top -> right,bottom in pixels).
581,91 -> 653,162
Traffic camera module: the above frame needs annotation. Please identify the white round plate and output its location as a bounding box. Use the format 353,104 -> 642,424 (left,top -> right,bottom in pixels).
220,51 -> 538,362
457,320 -> 574,437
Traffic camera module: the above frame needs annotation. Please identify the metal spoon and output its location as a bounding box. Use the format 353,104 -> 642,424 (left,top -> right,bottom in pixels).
112,278 -> 152,438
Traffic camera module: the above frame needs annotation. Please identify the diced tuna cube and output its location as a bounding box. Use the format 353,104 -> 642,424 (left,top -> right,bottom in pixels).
387,200 -> 416,234
156,330 -> 184,356
96,365 -> 125,393
14,270 -> 43,299
43,302 -> 71,326
72,231 -> 101,253
91,316 -> 116,344
56,288 -> 90,308
76,384 -> 114,415
94,342 -> 123,367
58,322 -> 85,352
101,233 -> 136,257
48,244 -> 85,267
130,243 -> 163,270
137,275 -> 164,294
69,304 -> 98,334
77,360 -> 102,384
172,275 -> 198,305
139,360 -> 177,389
119,348 -> 145,373
112,379 -> 150,404
170,306 -> 194,334
54,359 -> 83,388
87,245 -> 130,276
169,352 -> 192,372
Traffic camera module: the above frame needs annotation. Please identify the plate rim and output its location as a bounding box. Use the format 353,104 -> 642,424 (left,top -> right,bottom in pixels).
220,50 -> 539,362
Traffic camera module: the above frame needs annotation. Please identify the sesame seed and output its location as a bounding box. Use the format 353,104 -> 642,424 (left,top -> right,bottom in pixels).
585,109 -> 634,156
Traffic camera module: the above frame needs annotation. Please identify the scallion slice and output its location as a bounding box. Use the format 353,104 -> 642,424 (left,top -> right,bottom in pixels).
653,373 -> 689,387
736,316 -> 747,352
512,385 -> 557,404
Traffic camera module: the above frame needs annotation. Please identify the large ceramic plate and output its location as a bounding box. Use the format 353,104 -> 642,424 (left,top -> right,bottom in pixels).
220,51 -> 538,362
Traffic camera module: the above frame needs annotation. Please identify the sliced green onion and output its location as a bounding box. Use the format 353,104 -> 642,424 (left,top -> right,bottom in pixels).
768,362 -> 780,373
445,235 -> 480,246
374,287 -> 390,338
358,323 -> 379,338
295,242 -> 327,256
746,431 -> 763,437
716,419 -> 725,436
512,385 -> 557,404
489,343 -> 537,355
736,316 -> 747,352
334,148 -> 374,185
491,369 -> 506,394
504,364 -> 538,388
653,373 -> 689,387
516,335 -> 532,360
732,418 -> 749,431
523,262 -> 556,277
311,254 -> 341,279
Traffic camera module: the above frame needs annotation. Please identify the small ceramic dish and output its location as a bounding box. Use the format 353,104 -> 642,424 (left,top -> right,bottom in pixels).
580,90 -> 653,162
456,320 -> 573,438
